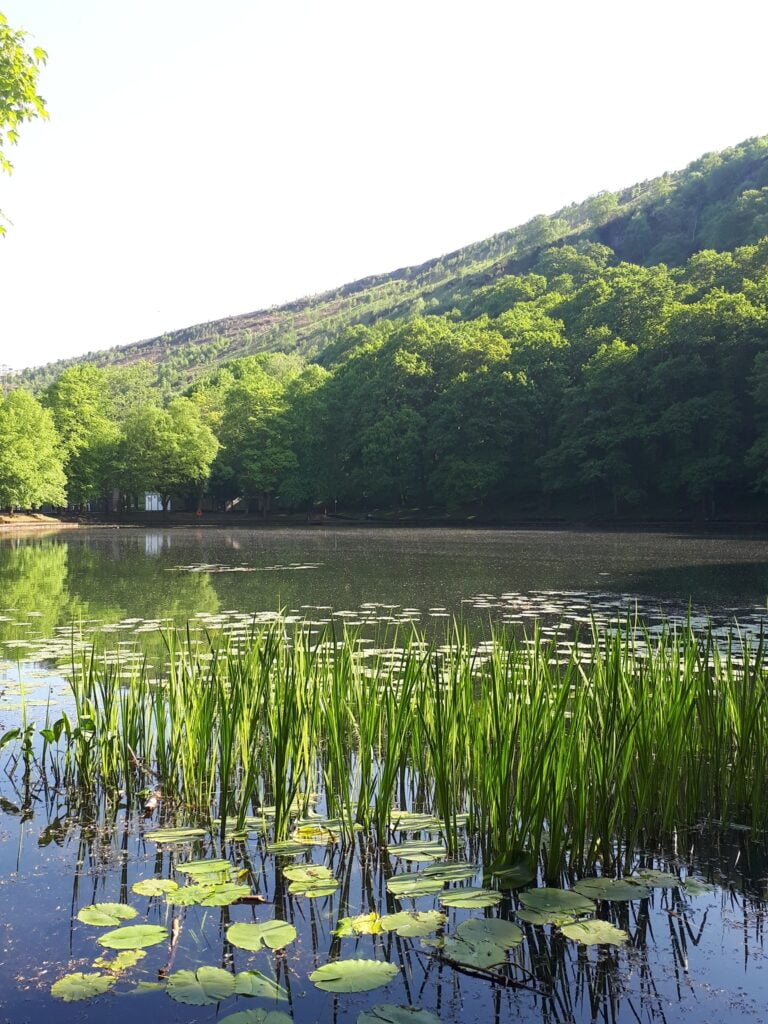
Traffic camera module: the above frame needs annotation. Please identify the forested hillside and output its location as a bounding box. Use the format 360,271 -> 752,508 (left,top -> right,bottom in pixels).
3,134 -> 768,520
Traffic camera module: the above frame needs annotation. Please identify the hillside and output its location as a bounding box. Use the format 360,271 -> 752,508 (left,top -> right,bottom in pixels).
20,135 -> 768,393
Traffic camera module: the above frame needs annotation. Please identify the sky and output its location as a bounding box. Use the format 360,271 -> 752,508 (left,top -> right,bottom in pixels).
1,0 -> 767,371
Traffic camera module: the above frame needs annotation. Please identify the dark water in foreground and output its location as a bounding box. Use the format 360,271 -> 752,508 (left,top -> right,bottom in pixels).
2,527 -> 768,1023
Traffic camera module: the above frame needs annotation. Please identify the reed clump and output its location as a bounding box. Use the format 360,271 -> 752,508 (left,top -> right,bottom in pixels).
12,618 -> 768,876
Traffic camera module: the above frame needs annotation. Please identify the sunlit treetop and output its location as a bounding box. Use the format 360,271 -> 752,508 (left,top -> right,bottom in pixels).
0,10 -> 47,175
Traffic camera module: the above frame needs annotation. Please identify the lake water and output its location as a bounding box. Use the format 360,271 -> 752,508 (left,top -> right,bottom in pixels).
2,526 -> 768,1024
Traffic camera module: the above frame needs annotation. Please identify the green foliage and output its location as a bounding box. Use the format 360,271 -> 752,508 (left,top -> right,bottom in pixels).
0,11 -> 47,181
0,389 -> 66,509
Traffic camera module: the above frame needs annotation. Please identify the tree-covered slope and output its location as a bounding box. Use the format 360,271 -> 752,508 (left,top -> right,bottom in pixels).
20,134 -> 768,393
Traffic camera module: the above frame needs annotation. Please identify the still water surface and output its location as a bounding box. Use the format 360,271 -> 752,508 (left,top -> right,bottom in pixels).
2,527 -> 768,1024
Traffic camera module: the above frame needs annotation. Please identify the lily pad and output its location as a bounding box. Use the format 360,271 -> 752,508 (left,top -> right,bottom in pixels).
234,970 -> 289,1001
77,903 -> 138,926
386,874 -> 443,899
93,949 -> 146,973
310,959 -> 399,993
334,912 -> 384,936
684,878 -> 716,896
292,823 -> 338,845
388,841 -> 447,862
485,849 -> 536,888
389,812 -> 442,831
380,910 -> 447,938
167,966 -> 236,1005
633,869 -> 680,888
574,878 -> 651,901
132,877 -> 179,897
457,917 -> 523,947
421,863 -> 477,882
515,908 -> 576,926
199,883 -> 252,906
519,887 -> 594,916
358,1006 -> 442,1024
267,839 -> 311,855
439,887 -> 502,909
560,919 -> 628,945
177,857 -> 231,879
439,935 -> 507,969
283,864 -> 339,898
144,826 -> 206,844
51,972 -> 116,1001
228,920 -> 297,951
219,1012 -> 294,1024
97,924 -> 169,949
166,884 -> 213,906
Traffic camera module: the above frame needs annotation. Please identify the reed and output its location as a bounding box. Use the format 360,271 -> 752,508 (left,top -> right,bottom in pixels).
8,616 -> 768,876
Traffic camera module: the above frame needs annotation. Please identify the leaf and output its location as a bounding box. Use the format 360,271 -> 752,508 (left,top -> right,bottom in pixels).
560,919 -> 628,945
439,887 -> 502,909
358,1006 -> 442,1024
380,910 -> 447,938
310,959 -> 399,993
93,949 -> 146,973
132,877 -> 179,897
167,966 -> 236,1005
519,887 -> 594,916
166,884 -> 212,906
388,841 -> 447,862
515,908 -> 576,926
334,912 -> 384,936
574,878 -> 651,901
684,878 -> 715,896
485,848 -> 536,888
283,863 -> 339,897
77,902 -> 138,926
51,972 -> 116,1001
457,917 -> 523,948
200,883 -> 252,906
177,857 -> 231,879
421,863 -> 477,882
219,1011 -> 294,1024
439,935 -> 507,969
233,970 -> 289,1001
267,839 -> 311,855
228,920 -> 297,951
144,826 -> 206,843
389,812 -> 442,831
97,924 -> 169,949
386,874 -> 443,899
632,869 -> 680,888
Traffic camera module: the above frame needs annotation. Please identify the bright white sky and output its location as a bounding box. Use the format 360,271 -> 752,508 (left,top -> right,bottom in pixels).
1,0 -> 767,370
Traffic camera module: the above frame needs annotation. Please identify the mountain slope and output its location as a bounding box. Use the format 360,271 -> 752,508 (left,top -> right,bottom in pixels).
20,134 -> 768,393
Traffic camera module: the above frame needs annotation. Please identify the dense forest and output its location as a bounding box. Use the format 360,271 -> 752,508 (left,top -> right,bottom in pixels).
3,134 -> 768,520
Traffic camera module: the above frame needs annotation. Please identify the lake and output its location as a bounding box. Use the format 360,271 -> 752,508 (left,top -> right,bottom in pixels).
2,526 -> 768,1024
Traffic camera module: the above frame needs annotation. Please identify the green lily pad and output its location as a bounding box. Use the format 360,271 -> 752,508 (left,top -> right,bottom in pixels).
144,827 -> 206,843
439,887 -> 502,909
228,920 -> 297,951
267,839 -> 311,855
334,913 -> 384,936
233,970 -> 289,1001
386,874 -> 443,899
77,903 -> 138,926
219,1012 -> 294,1024
519,887 -> 594,916
439,935 -> 507,969
574,878 -> 651,901
388,841 -> 447,862
560,919 -> 628,945
97,924 -> 169,949
51,972 -> 116,1001
516,908 -> 576,926
485,849 -> 536,888
166,884 -> 213,906
684,878 -> 716,896
389,812 -> 442,831
132,877 -> 179,897
457,917 -> 523,947
421,863 -> 477,882
177,857 -> 231,879
167,966 -> 236,1005
380,910 -> 447,938
633,869 -> 679,888
310,959 -> 399,993
283,863 -> 339,898
199,883 -> 251,906
358,1006 -> 442,1024
93,949 -> 146,973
